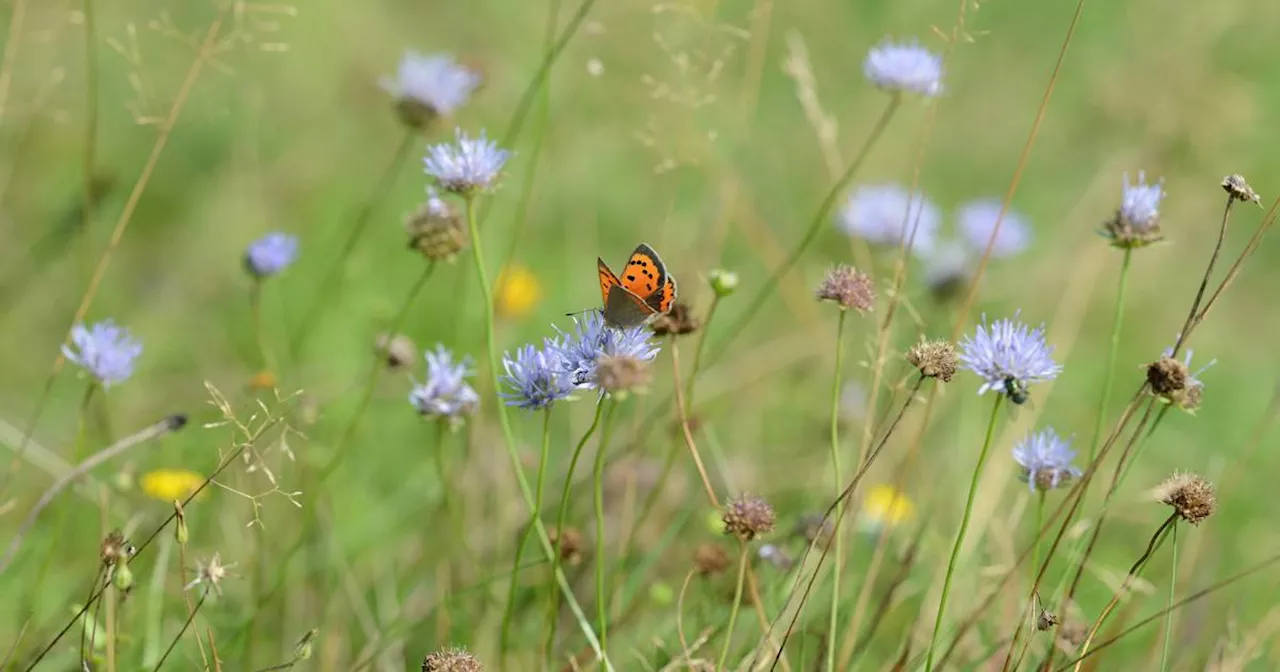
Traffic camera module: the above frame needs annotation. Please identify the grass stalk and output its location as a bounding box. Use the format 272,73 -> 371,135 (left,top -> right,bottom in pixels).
593,398 -> 621,656
717,541 -> 750,671
1089,248 -> 1131,462
826,309 -> 848,672
1158,522 -> 1178,672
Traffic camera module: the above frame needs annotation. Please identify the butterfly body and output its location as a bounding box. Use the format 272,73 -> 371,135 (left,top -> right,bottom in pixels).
597,243 -> 677,329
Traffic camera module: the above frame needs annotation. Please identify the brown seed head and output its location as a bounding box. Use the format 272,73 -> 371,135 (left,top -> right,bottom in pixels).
100,530 -> 134,567
1146,356 -> 1188,397
375,332 -> 417,370
906,339 -> 958,382
548,526 -> 584,566
1155,472 -> 1216,525
1221,174 -> 1262,205
693,543 -> 731,575
816,265 -> 876,312
1036,610 -> 1059,632
595,354 -> 652,394
406,199 -> 467,261
722,493 -> 775,542
651,302 -> 699,337
422,647 -> 483,672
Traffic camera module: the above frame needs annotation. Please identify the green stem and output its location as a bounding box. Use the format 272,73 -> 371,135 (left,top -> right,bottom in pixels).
465,194 -> 611,668
249,279 -> 274,372
1031,491 -> 1045,600
717,541 -> 750,671
826,309 -> 848,672
1089,248 -> 1132,462
1158,522 -> 1177,672
500,406 -> 555,658
683,295 -> 720,406
31,384 -> 96,601
925,394 -> 1004,671
544,397 -> 606,661
81,0 -> 98,237
593,399 -> 620,656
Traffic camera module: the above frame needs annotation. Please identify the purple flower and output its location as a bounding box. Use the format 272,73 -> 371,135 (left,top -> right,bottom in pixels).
1121,172 -> 1165,230
501,341 -> 575,410
244,232 -> 298,278
1012,428 -> 1081,492
63,320 -> 143,388
424,128 -> 510,194
836,184 -> 939,254
549,312 -> 660,390
409,345 -> 479,422
957,199 -> 1031,258
863,39 -> 944,97
380,51 -> 480,118
959,313 -> 1062,403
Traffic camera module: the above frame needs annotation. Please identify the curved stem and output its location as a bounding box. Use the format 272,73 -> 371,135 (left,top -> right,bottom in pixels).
925,394 -> 1003,671
826,309 -> 848,672
1089,248 -> 1131,462
592,399 -> 620,656
717,541 -> 750,671
500,406 -> 555,658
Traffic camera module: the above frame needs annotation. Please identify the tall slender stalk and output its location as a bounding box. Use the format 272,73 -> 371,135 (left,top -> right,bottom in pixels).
249,279 -> 274,372
717,541 -> 750,671
81,0 -> 98,239
925,395 -> 1004,671
1089,249 -> 1131,462
826,309 -> 848,672
500,406 -> 555,658
1158,522 -> 1178,672
683,295 -> 720,405
592,399 -> 620,656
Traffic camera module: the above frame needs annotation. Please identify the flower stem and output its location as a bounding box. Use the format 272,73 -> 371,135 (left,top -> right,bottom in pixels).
1158,522 -> 1178,672
717,540 -> 750,671
249,279 -> 274,372
593,398 -> 620,656
1089,248 -> 1131,462
500,406 -> 555,659
925,394 -> 1003,671
1031,490 -> 1045,599
153,587 -> 208,671
826,309 -> 848,672
683,295 -> 720,406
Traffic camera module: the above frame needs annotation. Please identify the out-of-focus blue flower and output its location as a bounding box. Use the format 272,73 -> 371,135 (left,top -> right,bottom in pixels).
1121,172 -> 1165,229
409,345 -> 479,421
380,51 -> 480,118
863,39 -> 944,97
63,320 -> 143,388
501,341 -> 576,410
958,199 -> 1031,258
550,312 -> 660,390
959,313 -> 1062,403
921,239 -> 972,297
244,232 -> 299,279
836,184 -> 939,254
424,128 -> 510,194
1012,428 -> 1081,492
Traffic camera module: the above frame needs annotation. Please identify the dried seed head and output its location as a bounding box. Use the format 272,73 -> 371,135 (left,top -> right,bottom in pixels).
375,332 -> 417,370
1037,610 -> 1059,631
906,338 -> 958,382
595,354 -> 652,394
548,526 -> 584,566
1146,355 -> 1188,397
693,543 -> 731,575
816,265 -> 876,312
100,531 -> 134,567
406,193 -> 467,260
187,552 -> 235,596
422,647 -> 483,672
1221,174 -> 1262,205
651,302 -> 699,337
722,493 -> 775,542
1155,472 -> 1216,525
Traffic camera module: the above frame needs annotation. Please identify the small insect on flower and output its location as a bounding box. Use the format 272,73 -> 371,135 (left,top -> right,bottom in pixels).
1011,428 -> 1082,492
381,51 -> 481,131
837,184 -> 940,254
500,341 -> 575,410
63,319 -> 143,388
957,199 -> 1032,258
410,345 -> 480,425
959,313 -> 1062,405
423,128 -> 511,195
1100,171 -> 1166,249
863,38 -> 944,97
244,232 -> 299,279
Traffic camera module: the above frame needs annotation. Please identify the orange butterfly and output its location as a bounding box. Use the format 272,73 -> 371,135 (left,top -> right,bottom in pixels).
597,243 -> 677,329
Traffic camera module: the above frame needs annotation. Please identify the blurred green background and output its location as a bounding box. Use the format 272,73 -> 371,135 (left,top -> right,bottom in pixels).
3,0 -> 1280,668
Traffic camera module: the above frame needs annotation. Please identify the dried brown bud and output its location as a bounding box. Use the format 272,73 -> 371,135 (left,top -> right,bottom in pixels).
100,531 -> 134,567
595,355 -> 652,394
722,493 -> 775,542
816,265 -> 875,312
406,198 -> 467,261
1146,356 -> 1187,397
1221,174 -> 1262,205
1155,472 -> 1216,525
375,332 -> 417,370
906,338 -> 958,382
651,302 -> 699,337
548,526 -> 584,566
422,647 -> 483,672
693,543 -> 731,575
1036,610 -> 1059,631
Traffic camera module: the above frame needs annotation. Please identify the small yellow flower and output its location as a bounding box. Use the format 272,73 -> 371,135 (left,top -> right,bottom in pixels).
496,264 -> 542,319
859,484 -> 914,531
140,469 -> 206,503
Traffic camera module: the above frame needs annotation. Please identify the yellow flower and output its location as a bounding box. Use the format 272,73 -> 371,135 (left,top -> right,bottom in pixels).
859,484 -> 914,531
140,469 -> 206,503
496,264 -> 542,319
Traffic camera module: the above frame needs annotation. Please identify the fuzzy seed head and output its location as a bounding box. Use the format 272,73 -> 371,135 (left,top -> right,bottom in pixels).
422,647 -> 483,672
722,493 -> 775,542
100,531 -> 134,567
906,338 -> 958,382
1156,472 -> 1216,525
595,354 -> 652,394
188,552 -> 234,596
1222,174 -> 1262,205
693,543 -> 731,575
1147,355 -> 1188,397
406,189 -> 468,260
548,527 -> 584,566
651,302 -> 699,336
376,333 -> 417,370
816,265 -> 876,312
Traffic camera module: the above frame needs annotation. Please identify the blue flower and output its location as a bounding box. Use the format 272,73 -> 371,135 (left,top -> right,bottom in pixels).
1121,171 -> 1164,229
1012,428 -> 1081,492
549,312 -> 660,390
424,128 -> 510,194
381,51 -> 480,118
957,199 -> 1031,258
244,232 -> 298,279
63,320 -> 143,388
863,39 -> 943,97
836,184 -> 939,254
959,313 -> 1062,403
500,341 -> 576,410
409,345 -> 479,422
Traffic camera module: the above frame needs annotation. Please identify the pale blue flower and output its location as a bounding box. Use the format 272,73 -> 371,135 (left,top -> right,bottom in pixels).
63,320 -> 143,388
837,184 -> 939,254
381,51 -> 480,117
1012,428 -> 1081,492
1121,171 -> 1165,229
409,345 -> 479,421
863,39 -> 944,97
958,199 -> 1031,258
959,313 -> 1062,403
244,232 -> 298,278
501,341 -> 575,410
424,128 -> 510,194
550,312 -> 660,389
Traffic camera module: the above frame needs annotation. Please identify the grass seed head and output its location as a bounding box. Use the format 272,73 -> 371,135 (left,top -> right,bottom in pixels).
722,493 -> 775,542
1155,472 -> 1217,525
907,338 -> 958,382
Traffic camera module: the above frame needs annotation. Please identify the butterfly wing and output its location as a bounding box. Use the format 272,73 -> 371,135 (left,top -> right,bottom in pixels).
650,274 -> 677,314
603,285 -> 658,329
619,243 -> 667,304
598,258 -> 622,306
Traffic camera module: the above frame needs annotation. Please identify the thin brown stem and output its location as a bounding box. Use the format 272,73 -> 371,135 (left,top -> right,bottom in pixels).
153,587 -> 209,671
668,341 -> 718,506
1187,196 -> 1280,335
1171,196 -> 1235,357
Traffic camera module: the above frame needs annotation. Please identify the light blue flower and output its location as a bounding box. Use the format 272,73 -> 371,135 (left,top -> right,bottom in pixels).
837,184 -> 939,254
63,320 -> 143,388
381,51 -> 480,118
957,199 -> 1031,258
244,232 -> 298,279
409,345 -> 479,421
1012,428 -> 1081,492
863,39 -> 944,97
424,128 -> 510,194
1121,171 -> 1165,229
959,313 -> 1062,403
549,312 -> 660,390
501,341 -> 576,410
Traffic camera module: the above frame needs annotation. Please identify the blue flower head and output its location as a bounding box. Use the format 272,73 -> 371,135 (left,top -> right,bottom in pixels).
63,320 -> 143,388
501,340 -> 576,410
863,39 -> 944,97
424,128 -> 510,195
1012,428 -> 1081,492
1102,172 -> 1166,248
409,345 -> 479,423
381,51 -> 480,121
244,232 -> 298,279
836,184 -> 939,254
550,312 -> 660,390
959,313 -> 1062,403
958,199 -> 1031,258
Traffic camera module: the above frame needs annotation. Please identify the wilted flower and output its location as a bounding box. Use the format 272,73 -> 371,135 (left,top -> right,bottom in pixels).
958,313 -> 1062,404
549,312 -> 660,389
1101,172 -> 1165,249
406,187 -> 467,260
722,493 -> 775,542
651,302 -> 699,336
1154,472 -> 1216,525
409,345 -> 480,422
816,265 -> 876,312
957,199 -> 1031,258
594,354 -> 652,394
63,320 -> 143,388
424,128 -> 510,194
244,232 -> 298,279
1012,428 -> 1081,492
140,469 -> 206,502
906,338 -> 958,382
1149,340 -> 1214,412
693,543 -> 731,575
496,264 -> 542,318
863,39 -> 944,97
500,342 -> 574,410
1221,174 -> 1262,205
837,184 -> 939,253
381,51 -> 480,130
